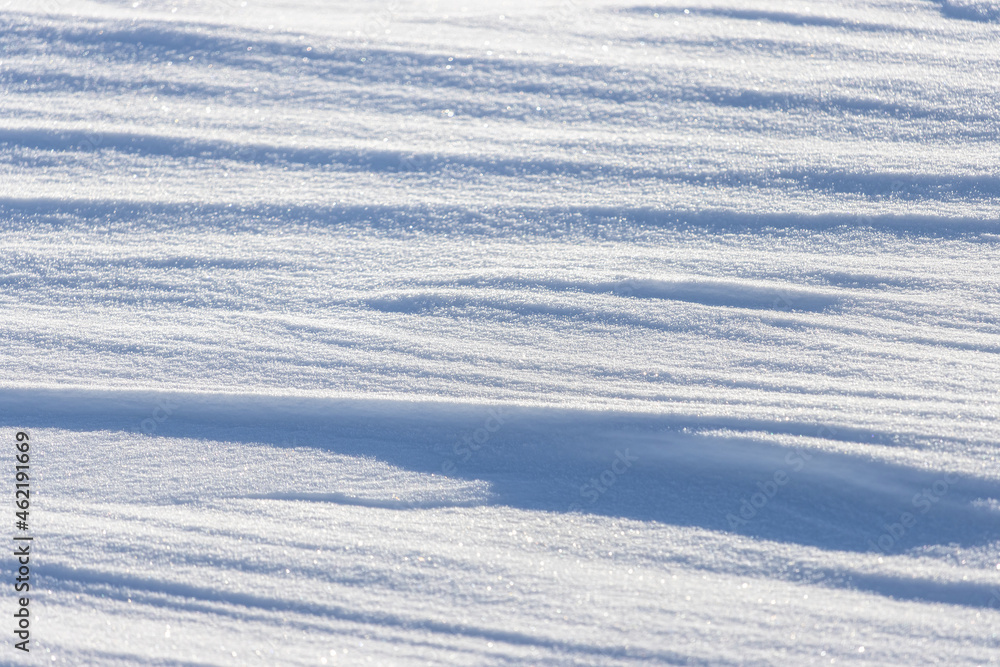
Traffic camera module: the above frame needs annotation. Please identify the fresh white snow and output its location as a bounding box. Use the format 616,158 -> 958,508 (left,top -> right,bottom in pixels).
1,0 -> 999,664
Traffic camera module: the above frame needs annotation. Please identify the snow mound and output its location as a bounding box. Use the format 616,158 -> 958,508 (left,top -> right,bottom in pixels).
940,0 -> 1000,21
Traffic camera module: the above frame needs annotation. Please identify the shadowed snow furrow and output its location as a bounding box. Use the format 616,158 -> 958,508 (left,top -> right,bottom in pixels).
622,5 -> 911,31
939,0 -> 1000,21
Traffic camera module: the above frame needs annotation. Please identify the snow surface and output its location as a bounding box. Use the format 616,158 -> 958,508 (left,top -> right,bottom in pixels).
1,0 -> 999,664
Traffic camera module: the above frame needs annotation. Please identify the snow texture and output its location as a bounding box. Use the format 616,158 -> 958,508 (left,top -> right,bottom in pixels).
1,0 -> 999,664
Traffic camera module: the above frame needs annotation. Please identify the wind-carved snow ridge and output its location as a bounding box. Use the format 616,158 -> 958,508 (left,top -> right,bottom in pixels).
410,275 -> 842,311
938,0 -> 1000,21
